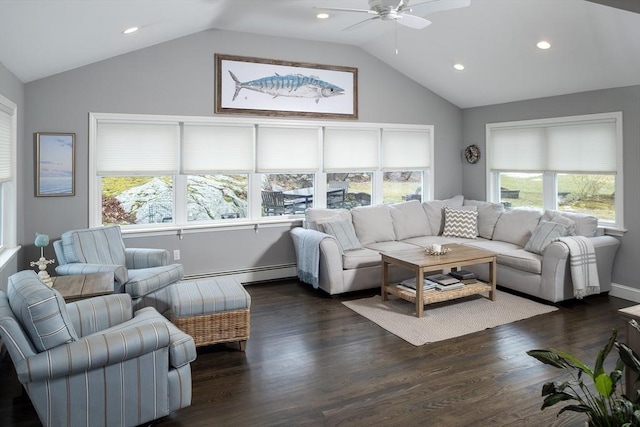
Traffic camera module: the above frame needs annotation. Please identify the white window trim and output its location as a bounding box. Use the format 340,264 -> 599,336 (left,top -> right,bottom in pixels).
486,112 -> 624,231
0,94 -> 17,258
89,112 -> 434,231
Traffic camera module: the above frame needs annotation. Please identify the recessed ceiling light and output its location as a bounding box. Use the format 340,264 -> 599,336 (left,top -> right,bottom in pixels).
537,40 -> 551,50
316,13 -> 330,19
122,27 -> 139,35
453,63 -> 465,71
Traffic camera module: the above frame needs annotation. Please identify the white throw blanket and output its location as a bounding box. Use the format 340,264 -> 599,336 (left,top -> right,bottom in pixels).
555,236 -> 600,299
297,229 -> 331,289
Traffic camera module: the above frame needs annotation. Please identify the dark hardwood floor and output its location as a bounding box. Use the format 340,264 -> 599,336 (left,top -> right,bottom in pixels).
1,279 -> 635,427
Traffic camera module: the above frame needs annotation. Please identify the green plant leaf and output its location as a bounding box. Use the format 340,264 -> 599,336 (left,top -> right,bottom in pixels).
542,392 -> 576,410
557,404 -> 592,415
618,342 -> 640,374
552,347 -> 594,378
595,329 -> 618,378
595,373 -> 614,397
527,349 -> 572,369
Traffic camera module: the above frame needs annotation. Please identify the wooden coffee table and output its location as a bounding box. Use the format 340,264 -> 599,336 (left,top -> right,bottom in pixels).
381,244 -> 497,318
51,272 -> 114,301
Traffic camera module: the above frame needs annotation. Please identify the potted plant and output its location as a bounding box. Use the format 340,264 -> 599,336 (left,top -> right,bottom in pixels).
527,320 -> 640,426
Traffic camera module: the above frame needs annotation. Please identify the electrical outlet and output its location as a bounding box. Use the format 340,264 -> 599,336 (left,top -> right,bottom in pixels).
173,250 -> 180,261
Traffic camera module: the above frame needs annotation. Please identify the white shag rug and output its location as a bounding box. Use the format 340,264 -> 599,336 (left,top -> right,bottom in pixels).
342,290 -> 558,346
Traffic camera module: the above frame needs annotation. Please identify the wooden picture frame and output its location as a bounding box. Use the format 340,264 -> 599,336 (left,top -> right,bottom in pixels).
35,132 -> 75,197
215,54 -> 358,119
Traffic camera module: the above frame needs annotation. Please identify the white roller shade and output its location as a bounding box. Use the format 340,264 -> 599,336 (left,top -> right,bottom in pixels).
489,127 -> 546,171
182,124 -> 254,173
381,129 -> 431,170
96,122 -> 180,174
324,127 -> 379,171
0,106 -> 12,183
546,121 -> 617,172
256,125 -> 320,172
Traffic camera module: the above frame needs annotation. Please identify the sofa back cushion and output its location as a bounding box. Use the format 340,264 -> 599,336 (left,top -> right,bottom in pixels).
463,199 -> 504,239
304,208 -> 352,232
351,204 -> 396,245
389,200 -> 432,240
61,225 -> 126,266
543,210 -> 597,237
422,195 -> 464,235
492,208 -> 542,247
8,271 -> 78,352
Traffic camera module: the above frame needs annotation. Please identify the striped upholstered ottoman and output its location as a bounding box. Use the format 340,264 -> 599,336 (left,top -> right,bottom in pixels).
169,277 -> 251,350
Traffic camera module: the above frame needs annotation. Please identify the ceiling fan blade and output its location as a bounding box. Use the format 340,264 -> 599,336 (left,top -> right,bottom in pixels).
312,6 -> 375,14
343,16 -> 381,32
409,0 -> 471,15
397,14 -> 432,29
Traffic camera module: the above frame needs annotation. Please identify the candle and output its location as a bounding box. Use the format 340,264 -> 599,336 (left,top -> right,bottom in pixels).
432,243 -> 441,252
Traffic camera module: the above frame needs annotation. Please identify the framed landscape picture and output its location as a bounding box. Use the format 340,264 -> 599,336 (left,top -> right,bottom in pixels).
35,132 -> 75,197
215,54 -> 358,119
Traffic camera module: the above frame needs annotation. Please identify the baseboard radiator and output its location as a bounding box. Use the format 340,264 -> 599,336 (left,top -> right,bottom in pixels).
183,263 -> 297,285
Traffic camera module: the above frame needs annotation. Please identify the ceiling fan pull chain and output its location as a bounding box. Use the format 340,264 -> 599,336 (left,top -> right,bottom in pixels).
395,21 -> 399,55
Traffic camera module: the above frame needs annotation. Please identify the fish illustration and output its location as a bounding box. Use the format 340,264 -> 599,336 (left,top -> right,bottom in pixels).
229,71 -> 344,104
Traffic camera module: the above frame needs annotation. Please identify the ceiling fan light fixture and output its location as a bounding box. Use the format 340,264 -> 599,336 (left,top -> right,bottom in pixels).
316,12 -> 330,19
453,63 -> 465,71
122,26 -> 139,35
536,40 -> 551,50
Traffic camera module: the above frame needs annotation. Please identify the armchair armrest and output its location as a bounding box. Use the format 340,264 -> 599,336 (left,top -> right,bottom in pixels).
55,263 -> 128,286
66,294 -> 133,337
125,248 -> 169,269
14,321 -> 171,383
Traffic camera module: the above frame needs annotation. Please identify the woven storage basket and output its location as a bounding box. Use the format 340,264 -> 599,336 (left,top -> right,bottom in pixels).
172,308 -> 250,348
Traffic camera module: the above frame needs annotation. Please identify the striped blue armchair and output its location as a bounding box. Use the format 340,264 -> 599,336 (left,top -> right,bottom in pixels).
0,270 -> 196,427
53,225 -> 183,315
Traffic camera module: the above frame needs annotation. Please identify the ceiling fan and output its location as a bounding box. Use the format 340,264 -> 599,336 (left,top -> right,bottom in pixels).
318,0 -> 471,32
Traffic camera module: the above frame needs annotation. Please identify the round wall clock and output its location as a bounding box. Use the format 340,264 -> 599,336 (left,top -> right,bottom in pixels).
464,144 -> 481,164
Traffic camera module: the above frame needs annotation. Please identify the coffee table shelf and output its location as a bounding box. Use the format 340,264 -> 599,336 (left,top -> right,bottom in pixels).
389,281 -> 493,305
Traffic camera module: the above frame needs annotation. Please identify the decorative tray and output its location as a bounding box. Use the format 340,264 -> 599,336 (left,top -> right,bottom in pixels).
425,247 -> 452,256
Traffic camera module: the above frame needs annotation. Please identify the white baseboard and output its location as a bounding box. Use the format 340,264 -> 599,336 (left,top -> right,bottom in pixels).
183,263 -> 297,285
610,282 -> 640,303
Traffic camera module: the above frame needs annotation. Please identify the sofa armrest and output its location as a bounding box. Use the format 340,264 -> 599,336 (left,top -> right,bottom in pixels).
290,227 -> 345,293
15,321 -> 171,383
125,248 -> 169,269
66,294 -> 133,337
55,263 -> 128,291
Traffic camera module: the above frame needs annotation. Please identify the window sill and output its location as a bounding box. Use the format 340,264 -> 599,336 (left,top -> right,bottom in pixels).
0,246 -> 21,272
121,217 -> 304,238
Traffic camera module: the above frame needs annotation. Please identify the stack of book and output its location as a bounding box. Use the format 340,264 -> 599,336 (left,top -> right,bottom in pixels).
449,269 -> 478,284
425,274 -> 464,291
397,277 -> 438,293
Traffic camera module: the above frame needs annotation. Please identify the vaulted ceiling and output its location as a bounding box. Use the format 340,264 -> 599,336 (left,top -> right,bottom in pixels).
0,0 -> 638,108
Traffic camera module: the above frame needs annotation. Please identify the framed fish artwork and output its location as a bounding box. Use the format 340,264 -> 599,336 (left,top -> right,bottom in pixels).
215,54 -> 358,119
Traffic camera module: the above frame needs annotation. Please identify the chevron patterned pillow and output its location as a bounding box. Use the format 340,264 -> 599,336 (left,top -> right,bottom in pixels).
442,206 -> 478,239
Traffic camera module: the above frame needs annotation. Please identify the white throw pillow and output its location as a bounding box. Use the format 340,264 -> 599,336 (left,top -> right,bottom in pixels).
543,210 -> 596,237
351,204 -> 396,245
389,200 -> 432,240
442,206 -> 478,239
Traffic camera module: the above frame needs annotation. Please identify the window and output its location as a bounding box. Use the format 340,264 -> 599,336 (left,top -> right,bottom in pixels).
0,94 -> 17,255
486,112 -> 623,229
90,113 -> 433,228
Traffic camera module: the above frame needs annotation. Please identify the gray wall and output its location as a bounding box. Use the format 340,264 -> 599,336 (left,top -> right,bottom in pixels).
0,61 -> 25,289
461,85 -> 640,289
20,29 -> 462,277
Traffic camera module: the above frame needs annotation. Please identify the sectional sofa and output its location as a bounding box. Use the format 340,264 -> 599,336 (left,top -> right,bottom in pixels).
290,196 -> 620,303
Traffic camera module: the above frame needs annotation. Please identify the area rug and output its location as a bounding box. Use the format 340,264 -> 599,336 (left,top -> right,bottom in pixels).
342,290 -> 558,346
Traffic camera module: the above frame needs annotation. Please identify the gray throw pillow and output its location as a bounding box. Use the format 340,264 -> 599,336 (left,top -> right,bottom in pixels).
525,220 -> 571,255
442,206 -> 478,239
322,220 -> 363,252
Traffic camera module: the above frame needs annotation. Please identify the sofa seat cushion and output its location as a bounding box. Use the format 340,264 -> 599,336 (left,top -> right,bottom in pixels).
342,248 -> 382,269
351,204 -> 396,245
492,208 -> 542,247
125,264 -> 184,298
402,235 -> 480,248
463,241 -> 542,274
